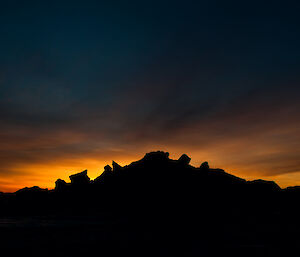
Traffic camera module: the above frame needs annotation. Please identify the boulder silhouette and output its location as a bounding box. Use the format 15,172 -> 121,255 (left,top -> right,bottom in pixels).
178,154 -> 191,165
200,161 -> 209,170
104,164 -> 112,173
55,179 -> 68,191
69,170 -> 90,186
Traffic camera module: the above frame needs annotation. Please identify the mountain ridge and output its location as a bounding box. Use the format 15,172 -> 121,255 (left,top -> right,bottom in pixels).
0,151 -> 299,256
2,150 -> 292,195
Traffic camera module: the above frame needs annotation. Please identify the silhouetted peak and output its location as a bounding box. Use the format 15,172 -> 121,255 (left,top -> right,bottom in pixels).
112,161 -> 122,172
142,151 -> 170,162
104,165 -> 112,173
178,154 -> 191,165
69,170 -> 90,186
94,165 -> 113,183
200,161 -> 209,170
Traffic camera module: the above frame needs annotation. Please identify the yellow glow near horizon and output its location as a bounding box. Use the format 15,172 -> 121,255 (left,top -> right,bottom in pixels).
1,150 -> 300,192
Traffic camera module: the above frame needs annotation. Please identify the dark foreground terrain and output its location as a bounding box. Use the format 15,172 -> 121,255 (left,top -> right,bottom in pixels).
0,151 -> 299,257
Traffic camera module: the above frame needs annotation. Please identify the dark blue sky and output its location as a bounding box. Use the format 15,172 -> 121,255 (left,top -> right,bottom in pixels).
1,1 -> 300,191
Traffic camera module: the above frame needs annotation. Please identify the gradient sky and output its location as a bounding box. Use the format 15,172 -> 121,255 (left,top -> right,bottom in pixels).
1,1 -> 300,192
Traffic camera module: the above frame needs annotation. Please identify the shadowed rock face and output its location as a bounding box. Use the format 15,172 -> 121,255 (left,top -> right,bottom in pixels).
0,151 -> 299,257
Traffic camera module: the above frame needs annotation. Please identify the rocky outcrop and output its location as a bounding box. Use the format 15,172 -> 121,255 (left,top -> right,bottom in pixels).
55,179 -> 68,191
200,161 -> 209,170
112,161 -> 122,172
178,154 -> 191,165
69,170 -> 90,186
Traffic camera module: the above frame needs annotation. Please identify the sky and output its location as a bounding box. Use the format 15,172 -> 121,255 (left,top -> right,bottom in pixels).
0,0 -> 300,192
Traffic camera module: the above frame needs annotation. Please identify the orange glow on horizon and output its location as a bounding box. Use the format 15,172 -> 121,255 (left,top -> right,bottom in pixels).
0,158 -> 138,192
1,150 -> 300,192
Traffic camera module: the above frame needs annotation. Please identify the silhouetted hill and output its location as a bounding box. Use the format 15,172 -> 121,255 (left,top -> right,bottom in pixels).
0,151 -> 299,257
0,150 -> 299,219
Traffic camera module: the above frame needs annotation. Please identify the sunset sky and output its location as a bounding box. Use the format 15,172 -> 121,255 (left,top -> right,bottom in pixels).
1,1 -> 300,192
